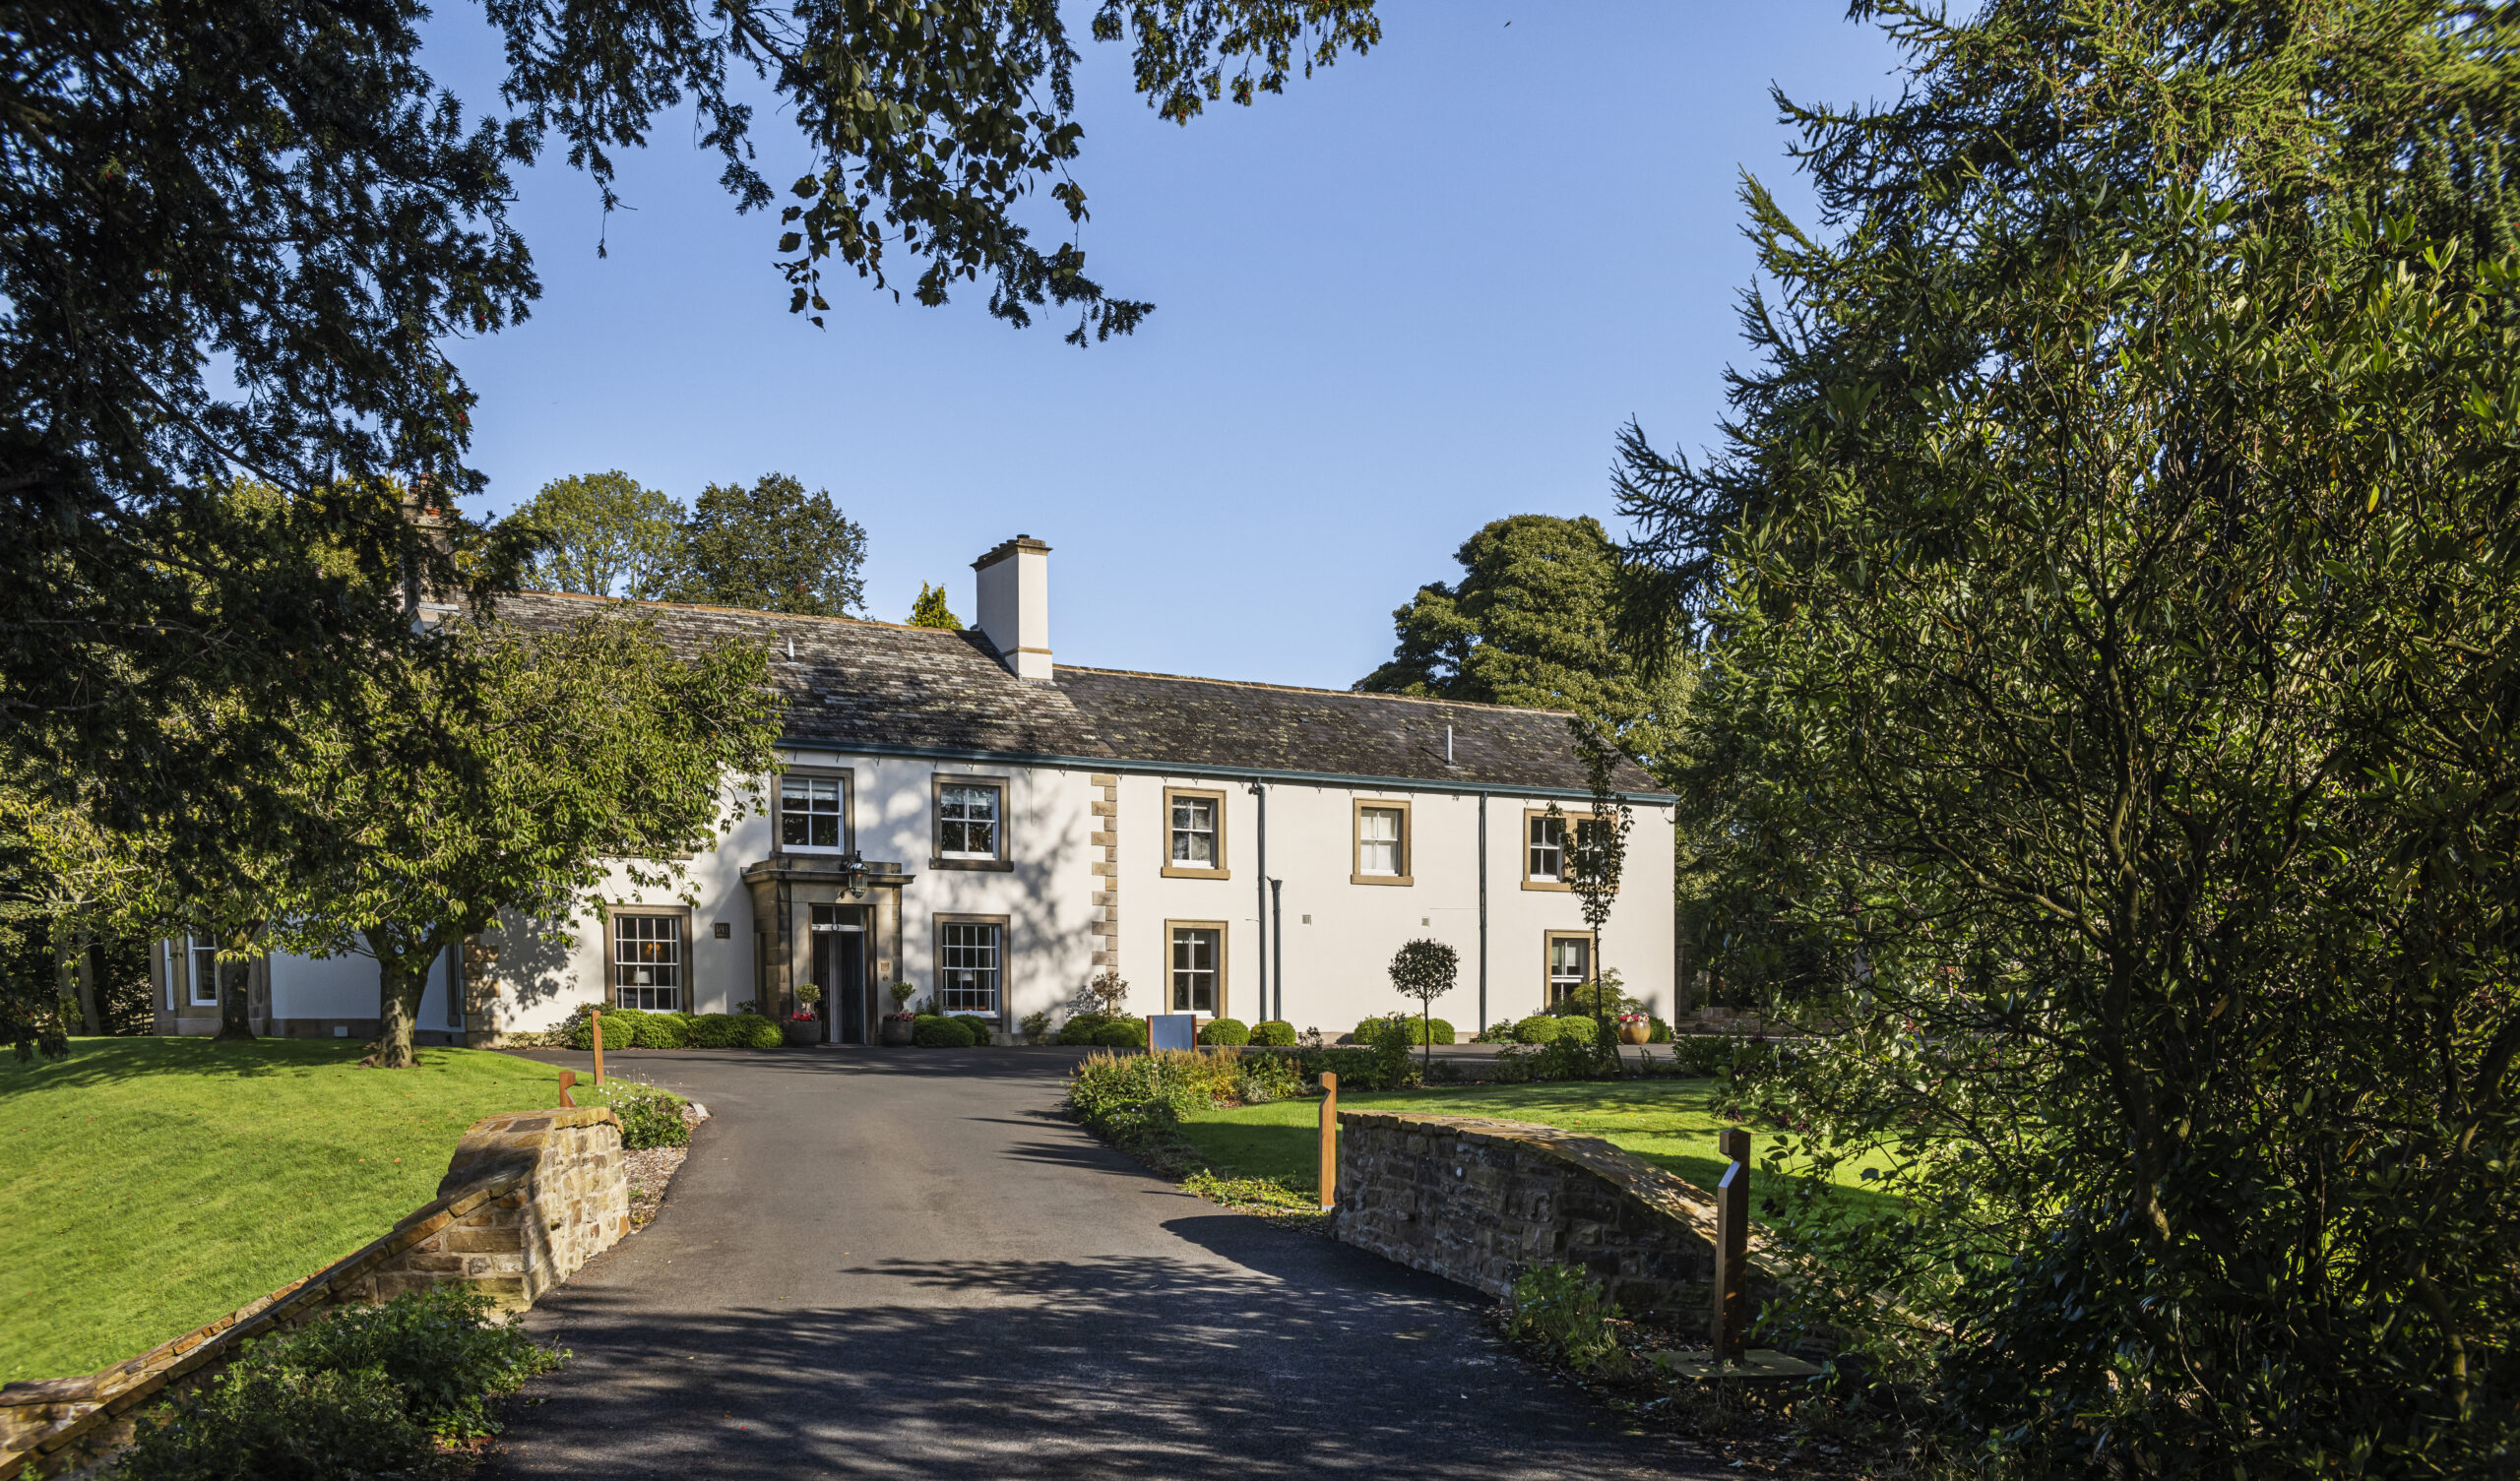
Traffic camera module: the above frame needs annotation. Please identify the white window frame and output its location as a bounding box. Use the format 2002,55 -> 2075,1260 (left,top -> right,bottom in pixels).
1168,922 -> 1225,1017
612,914 -> 685,1012
1545,932 -> 1591,1008
936,780 -> 1004,862
1528,814 -> 1565,884
936,918 -> 1003,1018
778,771 -> 849,852
1162,787 -> 1230,880
186,934 -> 220,1008
1351,799 -> 1412,886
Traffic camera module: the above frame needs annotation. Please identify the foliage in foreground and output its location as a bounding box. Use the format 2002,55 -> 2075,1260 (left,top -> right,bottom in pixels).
1619,1 -> 2520,1469
1065,1047 -> 1304,1148
1508,1265 -> 1632,1382
110,1286 -> 563,1480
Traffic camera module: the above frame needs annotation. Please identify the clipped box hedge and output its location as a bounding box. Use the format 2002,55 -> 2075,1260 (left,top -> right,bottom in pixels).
1354,1017 -> 1456,1046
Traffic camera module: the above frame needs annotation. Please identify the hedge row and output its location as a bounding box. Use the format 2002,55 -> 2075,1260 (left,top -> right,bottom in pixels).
565,1007 -> 782,1050
909,1015 -> 1005,1047
1353,1016 -> 1456,1046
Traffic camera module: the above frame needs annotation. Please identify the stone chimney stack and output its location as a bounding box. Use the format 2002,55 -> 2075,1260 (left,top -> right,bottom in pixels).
973,535 -> 1052,681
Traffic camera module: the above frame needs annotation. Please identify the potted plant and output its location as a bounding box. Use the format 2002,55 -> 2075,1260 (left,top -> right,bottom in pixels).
1616,1011 -> 1651,1046
879,982 -> 918,1047
785,984 -> 823,1046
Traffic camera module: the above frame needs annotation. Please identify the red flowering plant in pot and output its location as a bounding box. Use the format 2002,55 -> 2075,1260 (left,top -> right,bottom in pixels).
879,982 -> 918,1047
1614,1011 -> 1651,1046
784,984 -> 823,1046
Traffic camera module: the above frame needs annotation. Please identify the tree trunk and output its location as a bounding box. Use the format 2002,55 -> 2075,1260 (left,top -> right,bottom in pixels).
74,933 -> 101,1036
212,957 -> 256,1040
370,938 -> 440,1069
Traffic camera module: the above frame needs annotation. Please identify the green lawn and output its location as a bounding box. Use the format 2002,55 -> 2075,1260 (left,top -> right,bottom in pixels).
0,1037 -> 590,1383
1179,1080 -> 1902,1217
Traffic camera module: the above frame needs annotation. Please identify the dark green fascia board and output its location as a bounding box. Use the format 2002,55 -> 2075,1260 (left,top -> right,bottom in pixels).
772,737 -> 1677,807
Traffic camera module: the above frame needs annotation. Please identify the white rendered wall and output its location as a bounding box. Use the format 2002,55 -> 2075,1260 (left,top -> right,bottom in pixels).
231,753 -> 1671,1042
1114,776 -> 1675,1036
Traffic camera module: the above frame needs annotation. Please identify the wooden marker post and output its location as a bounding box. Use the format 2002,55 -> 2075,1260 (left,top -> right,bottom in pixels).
591,1011 -> 606,1085
1318,1072 -> 1340,1209
557,1069 -> 578,1107
1710,1126 -> 1750,1359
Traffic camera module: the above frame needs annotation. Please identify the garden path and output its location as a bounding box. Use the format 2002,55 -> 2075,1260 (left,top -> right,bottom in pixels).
481,1046 -> 1726,1479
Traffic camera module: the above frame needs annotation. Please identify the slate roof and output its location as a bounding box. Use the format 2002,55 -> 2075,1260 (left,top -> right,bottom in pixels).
1052,665 -> 1657,793
490,590 -> 1661,795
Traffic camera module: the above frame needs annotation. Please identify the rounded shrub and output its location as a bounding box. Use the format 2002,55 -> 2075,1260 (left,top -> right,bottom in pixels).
913,1016 -> 976,1047
1516,1015 -> 1599,1046
731,1013 -> 783,1049
636,1014 -> 689,1049
1092,1019 -> 1147,1049
1247,1020 -> 1296,1046
1647,1016 -> 1672,1044
684,1014 -> 735,1048
601,1008 -> 652,1048
1357,1017 -> 1456,1045
569,1009 -> 649,1051
1474,1018 -> 1523,1044
1198,1018 -> 1250,1046
1057,1015 -> 1112,1046
608,1091 -> 689,1148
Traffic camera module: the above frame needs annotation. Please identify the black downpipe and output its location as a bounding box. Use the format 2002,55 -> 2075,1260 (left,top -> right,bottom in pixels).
1478,792 -> 1489,1033
1251,779 -> 1268,1019
1270,879 -> 1285,1025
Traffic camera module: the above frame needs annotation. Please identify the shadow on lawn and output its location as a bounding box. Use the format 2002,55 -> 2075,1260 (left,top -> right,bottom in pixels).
0,1035 -> 406,1089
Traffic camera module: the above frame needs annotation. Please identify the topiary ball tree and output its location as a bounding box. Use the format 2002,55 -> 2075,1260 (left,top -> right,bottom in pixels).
1388,938 -> 1460,1077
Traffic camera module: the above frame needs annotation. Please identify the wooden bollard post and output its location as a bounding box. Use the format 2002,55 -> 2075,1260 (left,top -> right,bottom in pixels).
1711,1126 -> 1751,1359
1318,1072 -> 1340,1209
591,1010 -> 605,1085
556,1069 -> 578,1107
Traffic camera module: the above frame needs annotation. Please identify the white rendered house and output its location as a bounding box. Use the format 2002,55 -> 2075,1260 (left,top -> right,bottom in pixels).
150,535 -> 1677,1045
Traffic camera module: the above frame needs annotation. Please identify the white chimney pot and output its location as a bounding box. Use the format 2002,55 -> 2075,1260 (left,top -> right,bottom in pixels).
973,534 -> 1052,681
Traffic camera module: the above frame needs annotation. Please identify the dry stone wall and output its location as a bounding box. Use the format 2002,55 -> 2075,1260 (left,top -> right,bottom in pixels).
0,1106 -> 627,1480
1332,1111 -> 1777,1324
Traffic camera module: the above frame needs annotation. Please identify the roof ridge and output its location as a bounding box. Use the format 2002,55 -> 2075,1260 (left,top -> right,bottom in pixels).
507,589 -> 946,636
1054,663 -> 1581,718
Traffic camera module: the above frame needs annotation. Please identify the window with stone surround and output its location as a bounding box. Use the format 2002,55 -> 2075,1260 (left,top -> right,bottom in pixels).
613,915 -> 684,1011
1163,787 -> 1229,879
779,771 -> 849,851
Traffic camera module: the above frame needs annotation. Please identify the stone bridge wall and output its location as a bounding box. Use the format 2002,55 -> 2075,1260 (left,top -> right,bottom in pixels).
1331,1110 -> 1777,1325
0,1106 -> 627,1480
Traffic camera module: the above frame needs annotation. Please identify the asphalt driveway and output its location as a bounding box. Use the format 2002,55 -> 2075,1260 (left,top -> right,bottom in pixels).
482,1047 -> 1719,1479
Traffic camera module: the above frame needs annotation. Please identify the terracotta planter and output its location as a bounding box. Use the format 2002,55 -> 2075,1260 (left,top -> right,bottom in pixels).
784,1018 -> 821,1047
1618,1022 -> 1651,1046
879,1016 -> 916,1047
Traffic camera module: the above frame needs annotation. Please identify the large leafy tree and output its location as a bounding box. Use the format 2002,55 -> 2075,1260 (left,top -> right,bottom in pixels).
2,0 -> 1376,1054
516,472 -> 680,599
307,610 -> 779,1068
662,474 -> 869,617
1355,514 -> 1686,760
1619,1 -> 2520,1469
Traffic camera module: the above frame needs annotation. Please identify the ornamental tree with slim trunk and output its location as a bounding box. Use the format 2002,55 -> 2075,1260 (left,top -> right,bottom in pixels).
309,609 -> 779,1068
1555,720 -> 1635,1064
1387,938 -> 1458,1077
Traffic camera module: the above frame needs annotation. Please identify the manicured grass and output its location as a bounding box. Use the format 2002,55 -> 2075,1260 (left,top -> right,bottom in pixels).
1177,1079 -> 1902,1217
0,1037 -> 586,1383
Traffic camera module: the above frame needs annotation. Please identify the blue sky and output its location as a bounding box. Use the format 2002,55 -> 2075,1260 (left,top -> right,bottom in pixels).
423,3 -> 1903,690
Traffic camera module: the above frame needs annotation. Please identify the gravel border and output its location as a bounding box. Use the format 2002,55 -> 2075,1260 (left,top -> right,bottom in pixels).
622,1101 -> 708,1231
